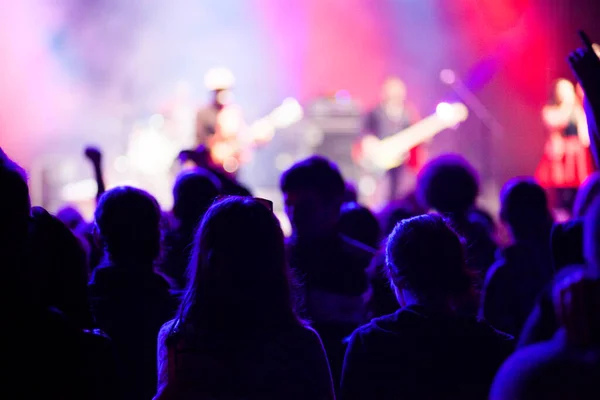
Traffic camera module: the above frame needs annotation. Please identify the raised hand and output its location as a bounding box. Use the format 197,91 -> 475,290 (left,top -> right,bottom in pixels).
568,31 -> 600,167
84,146 -> 105,201
84,146 -> 102,167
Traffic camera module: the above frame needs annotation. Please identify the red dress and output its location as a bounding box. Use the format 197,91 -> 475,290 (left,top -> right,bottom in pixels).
535,109 -> 593,188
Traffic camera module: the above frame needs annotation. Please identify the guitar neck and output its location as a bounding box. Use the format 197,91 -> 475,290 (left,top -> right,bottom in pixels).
379,115 -> 449,154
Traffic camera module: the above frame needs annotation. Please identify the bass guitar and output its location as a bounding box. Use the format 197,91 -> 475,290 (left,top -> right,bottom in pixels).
353,102 -> 469,175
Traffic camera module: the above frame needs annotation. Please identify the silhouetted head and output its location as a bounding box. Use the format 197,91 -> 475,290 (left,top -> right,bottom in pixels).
0,150 -> 31,300
172,168 -> 221,229
573,172 -> 600,218
178,197 -> 300,331
30,207 -> 92,328
386,214 -> 473,309
500,178 -> 553,241
56,206 -> 85,231
378,200 -> 417,237
0,150 -> 30,241
417,154 -> 479,216
339,202 -> 381,249
281,156 -> 345,238
95,186 -> 161,267
344,181 -> 358,203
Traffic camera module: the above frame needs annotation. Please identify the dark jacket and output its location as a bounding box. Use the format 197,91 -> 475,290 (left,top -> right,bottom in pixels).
154,320 -> 335,400
340,305 -> 514,400
492,329 -> 600,400
287,233 -> 375,390
481,241 -> 554,337
89,262 -> 177,400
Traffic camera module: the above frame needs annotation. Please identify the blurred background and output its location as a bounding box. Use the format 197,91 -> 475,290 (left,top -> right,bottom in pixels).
1,0 -> 599,219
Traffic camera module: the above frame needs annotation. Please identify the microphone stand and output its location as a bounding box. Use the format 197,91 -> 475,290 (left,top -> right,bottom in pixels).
441,70 -> 504,208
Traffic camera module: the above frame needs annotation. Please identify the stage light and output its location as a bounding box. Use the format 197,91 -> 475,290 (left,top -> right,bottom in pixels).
440,69 -> 456,85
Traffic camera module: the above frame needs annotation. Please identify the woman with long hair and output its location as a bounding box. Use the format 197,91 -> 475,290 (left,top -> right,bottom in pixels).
340,214 -> 513,400
536,78 -> 593,211
155,197 -> 334,400
28,207 -> 116,399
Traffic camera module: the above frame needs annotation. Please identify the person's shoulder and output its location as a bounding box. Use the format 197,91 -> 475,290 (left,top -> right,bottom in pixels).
491,338 -> 564,399
352,309 -> 407,339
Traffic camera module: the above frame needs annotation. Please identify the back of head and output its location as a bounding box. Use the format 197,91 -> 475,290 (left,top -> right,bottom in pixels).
0,150 -> 30,240
386,214 -> 472,305
417,154 -> 479,215
343,182 -> 358,203
172,168 -> 221,228
339,202 -> 381,248
573,172 -> 600,218
280,155 -> 345,201
378,200 -> 417,237
280,156 -> 346,237
179,197 -> 298,330
56,206 -> 85,231
500,178 -> 552,239
552,219 -> 585,271
0,150 -> 31,304
29,207 -> 92,327
95,186 -> 161,266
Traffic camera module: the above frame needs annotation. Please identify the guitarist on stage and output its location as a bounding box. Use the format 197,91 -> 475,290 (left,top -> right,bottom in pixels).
194,68 -> 246,176
362,76 -> 424,202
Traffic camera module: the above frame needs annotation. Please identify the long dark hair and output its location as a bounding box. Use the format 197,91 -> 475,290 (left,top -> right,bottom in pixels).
175,197 -> 301,334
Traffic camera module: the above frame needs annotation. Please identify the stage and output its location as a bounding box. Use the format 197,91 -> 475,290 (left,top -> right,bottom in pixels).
2,0 -> 600,220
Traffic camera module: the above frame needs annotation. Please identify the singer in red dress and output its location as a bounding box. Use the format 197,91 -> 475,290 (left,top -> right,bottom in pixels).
535,79 -> 593,209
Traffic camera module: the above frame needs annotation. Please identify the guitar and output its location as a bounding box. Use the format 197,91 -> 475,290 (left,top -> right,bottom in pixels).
353,102 -> 469,175
207,98 -> 304,173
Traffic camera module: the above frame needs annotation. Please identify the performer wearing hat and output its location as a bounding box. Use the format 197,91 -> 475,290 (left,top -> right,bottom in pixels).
195,67 -> 246,175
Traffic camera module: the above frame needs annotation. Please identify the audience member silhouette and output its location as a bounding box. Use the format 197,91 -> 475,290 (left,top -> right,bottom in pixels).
481,178 -> 555,337
29,207 -> 117,399
343,181 -> 358,203
1,150 -> 93,399
155,197 -> 334,399
0,149 -> 31,291
281,156 -> 375,390
89,186 -> 176,400
339,202 -> 381,249
518,36 -> 600,349
340,214 -> 513,400
491,271 -> 600,399
178,148 -> 252,196
417,154 -> 497,280
161,168 -> 221,289
365,202 -> 416,319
